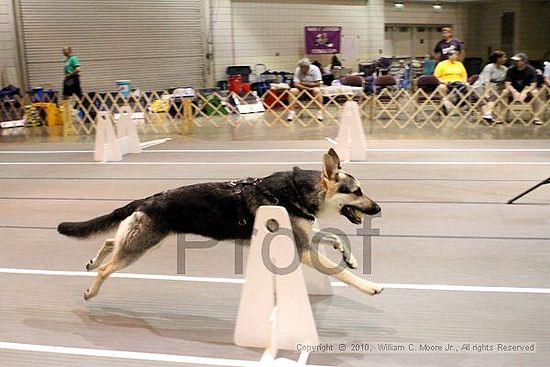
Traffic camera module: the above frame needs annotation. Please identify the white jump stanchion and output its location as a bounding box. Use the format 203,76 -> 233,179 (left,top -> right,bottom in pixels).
94,107 -> 141,162
116,106 -> 142,155
94,112 -> 122,162
335,101 -> 367,162
234,206 -> 319,360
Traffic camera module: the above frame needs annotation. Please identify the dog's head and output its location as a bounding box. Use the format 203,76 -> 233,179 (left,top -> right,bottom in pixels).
321,148 -> 381,224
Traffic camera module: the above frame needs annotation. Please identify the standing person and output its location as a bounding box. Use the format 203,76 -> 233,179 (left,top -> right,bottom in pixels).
433,26 -> 463,61
62,46 -> 82,99
287,58 -> 324,121
473,50 -> 508,122
501,53 -> 542,125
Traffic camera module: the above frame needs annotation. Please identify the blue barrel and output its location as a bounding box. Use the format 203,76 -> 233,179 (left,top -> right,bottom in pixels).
116,80 -> 132,97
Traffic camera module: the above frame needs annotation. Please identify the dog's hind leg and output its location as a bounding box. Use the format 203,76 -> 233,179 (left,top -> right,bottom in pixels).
83,212 -> 166,301
84,255 -> 133,301
85,239 -> 115,271
301,248 -> 383,295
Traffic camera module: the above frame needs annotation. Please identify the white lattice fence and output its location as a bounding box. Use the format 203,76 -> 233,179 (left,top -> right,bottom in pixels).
5,85 -> 548,135
372,84 -> 550,128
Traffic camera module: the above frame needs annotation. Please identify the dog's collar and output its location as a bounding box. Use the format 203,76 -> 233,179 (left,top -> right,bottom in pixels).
229,177 -> 315,222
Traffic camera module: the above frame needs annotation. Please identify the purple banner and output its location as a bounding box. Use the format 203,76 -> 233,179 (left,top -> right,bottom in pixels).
305,26 -> 341,55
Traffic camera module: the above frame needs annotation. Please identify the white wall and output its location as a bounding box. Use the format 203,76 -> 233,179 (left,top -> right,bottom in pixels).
462,0 -> 520,59
384,1 -> 467,59
209,0 -> 234,84
385,1 -> 463,30
5,0 -> 547,90
0,0 -> 19,86
460,0 -> 550,61
210,0 -> 385,83
518,0 -> 550,61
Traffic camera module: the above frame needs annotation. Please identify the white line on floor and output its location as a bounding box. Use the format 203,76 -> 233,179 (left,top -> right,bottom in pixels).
0,161 -> 549,166
144,149 -> 326,153
371,148 -> 550,152
381,283 -> 550,294
2,148 -> 550,154
0,268 -> 244,283
0,342 -> 331,367
1,268 -> 549,294
0,150 -> 95,154
0,148 -> 326,154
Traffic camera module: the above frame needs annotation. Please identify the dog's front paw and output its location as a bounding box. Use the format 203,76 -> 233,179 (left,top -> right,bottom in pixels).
344,253 -> 358,269
357,280 -> 384,296
371,283 -> 384,295
325,234 -> 344,252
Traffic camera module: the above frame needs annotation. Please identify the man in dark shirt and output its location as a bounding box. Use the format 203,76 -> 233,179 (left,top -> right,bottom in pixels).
433,26 -> 463,61
502,53 -> 542,125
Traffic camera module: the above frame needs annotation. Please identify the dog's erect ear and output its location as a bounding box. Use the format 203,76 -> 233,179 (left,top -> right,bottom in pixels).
327,148 -> 341,169
323,152 -> 339,181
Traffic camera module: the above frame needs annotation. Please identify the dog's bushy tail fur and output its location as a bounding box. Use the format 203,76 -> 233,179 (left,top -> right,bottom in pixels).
57,199 -> 144,239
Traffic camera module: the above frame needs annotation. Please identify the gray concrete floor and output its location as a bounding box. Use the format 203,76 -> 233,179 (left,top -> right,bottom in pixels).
0,133 -> 549,367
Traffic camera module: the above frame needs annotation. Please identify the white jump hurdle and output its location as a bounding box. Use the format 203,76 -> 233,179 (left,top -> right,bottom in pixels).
234,206 -> 331,365
334,101 -> 367,162
94,106 -> 142,162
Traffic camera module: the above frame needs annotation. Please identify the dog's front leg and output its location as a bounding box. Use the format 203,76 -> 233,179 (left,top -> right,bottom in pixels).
301,248 -> 383,295
291,218 -> 382,295
312,228 -> 358,269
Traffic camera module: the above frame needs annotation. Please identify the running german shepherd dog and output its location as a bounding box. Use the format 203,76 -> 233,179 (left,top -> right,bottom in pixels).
58,149 -> 383,300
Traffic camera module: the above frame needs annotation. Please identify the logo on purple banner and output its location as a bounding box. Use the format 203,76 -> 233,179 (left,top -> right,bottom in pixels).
305,26 -> 341,55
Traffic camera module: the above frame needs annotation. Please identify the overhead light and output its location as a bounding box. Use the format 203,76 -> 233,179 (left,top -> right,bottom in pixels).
433,2 -> 442,12
394,1 -> 404,10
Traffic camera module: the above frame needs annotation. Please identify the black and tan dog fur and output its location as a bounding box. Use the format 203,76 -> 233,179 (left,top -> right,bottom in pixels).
58,149 -> 383,300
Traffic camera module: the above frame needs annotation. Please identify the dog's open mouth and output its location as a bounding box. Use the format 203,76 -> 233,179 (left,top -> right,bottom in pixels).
341,205 -> 366,224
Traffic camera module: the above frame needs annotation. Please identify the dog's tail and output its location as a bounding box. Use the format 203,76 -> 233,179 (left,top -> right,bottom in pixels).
57,199 -> 145,239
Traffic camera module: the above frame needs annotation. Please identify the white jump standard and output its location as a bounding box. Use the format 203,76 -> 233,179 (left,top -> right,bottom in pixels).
94,106 -> 142,162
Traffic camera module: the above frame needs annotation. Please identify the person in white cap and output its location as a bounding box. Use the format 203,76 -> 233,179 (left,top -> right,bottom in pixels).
501,52 -> 542,125
287,58 -> 324,121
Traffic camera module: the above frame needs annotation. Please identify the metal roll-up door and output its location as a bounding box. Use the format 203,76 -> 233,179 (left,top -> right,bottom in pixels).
17,0 -> 205,92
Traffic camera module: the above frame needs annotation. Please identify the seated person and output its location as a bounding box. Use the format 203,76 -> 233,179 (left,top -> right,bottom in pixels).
501,53 -> 542,125
423,55 -> 437,76
472,50 -> 508,122
330,55 -> 342,70
328,55 -> 343,79
287,58 -> 324,121
544,61 -> 550,88
434,50 -> 468,113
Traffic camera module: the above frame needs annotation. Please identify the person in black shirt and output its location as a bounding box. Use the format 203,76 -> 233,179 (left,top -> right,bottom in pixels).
502,53 -> 542,125
433,26 -> 463,61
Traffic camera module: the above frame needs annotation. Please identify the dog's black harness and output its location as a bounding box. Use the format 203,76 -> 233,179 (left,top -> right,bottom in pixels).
229,177 -> 315,226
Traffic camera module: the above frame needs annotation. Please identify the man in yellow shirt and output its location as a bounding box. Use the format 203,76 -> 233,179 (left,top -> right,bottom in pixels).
434,50 -> 468,113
